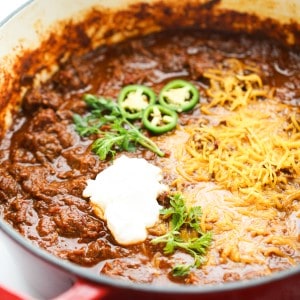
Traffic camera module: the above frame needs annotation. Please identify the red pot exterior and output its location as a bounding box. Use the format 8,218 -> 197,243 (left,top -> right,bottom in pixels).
56,275 -> 300,300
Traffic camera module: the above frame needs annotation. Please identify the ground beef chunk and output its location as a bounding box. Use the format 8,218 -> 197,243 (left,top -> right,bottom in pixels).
36,215 -> 57,237
36,215 -> 59,246
101,257 -> 156,283
52,56 -> 91,92
151,40 -> 188,72
36,177 -> 87,200
56,97 -> 87,120
30,108 -> 58,131
0,168 -> 19,202
12,109 -> 74,163
5,197 -> 36,230
32,132 -> 63,162
62,146 -> 103,176
10,144 -> 37,164
67,239 -> 131,266
14,164 -> 87,200
11,165 -> 49,197
48,178 -> 88,198
187,52 -> 220,80
52,204 -> 103,239
22,87 -> 63,112
9,109 -> 58,163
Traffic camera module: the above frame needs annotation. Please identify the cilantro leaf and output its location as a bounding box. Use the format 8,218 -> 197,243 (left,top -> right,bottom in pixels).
152,193 -> 212,276
73,94 -> 164,159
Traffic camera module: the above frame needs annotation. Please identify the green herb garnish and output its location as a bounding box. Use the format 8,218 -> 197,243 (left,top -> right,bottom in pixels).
73,94 -> 164,159
151,193 -> 212,277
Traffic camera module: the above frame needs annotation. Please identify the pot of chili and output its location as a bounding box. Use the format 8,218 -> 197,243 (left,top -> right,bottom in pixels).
1,0 -> 300,299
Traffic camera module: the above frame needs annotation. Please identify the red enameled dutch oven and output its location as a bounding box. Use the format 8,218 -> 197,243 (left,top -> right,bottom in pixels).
0,0 -> 300,299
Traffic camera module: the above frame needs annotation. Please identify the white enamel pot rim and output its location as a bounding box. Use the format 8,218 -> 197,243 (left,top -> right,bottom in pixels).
0,0 -> 300,298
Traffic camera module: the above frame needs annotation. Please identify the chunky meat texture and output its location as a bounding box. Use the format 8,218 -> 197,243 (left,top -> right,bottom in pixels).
22,88 -> 63,112
1,30 -> 300,285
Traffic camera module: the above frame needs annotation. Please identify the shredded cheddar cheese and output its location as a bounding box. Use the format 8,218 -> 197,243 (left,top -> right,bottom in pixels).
171,59 -> 300,266
202,58 -> 272,111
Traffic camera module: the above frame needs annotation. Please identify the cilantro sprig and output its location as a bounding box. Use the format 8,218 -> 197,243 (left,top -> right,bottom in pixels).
152,194 -> 212,277
73,94 -> 164,159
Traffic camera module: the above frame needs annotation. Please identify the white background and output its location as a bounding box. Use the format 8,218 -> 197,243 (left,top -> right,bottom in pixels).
0,1 -> 28,22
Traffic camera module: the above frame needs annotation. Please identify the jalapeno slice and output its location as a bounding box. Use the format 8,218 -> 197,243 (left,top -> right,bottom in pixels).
159,79 -> 200,112
142,104 -> 178,134
118,85 -> 156,120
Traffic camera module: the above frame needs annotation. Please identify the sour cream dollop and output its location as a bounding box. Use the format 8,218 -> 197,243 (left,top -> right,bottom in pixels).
83,155 -> 168,245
